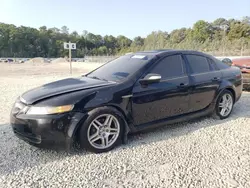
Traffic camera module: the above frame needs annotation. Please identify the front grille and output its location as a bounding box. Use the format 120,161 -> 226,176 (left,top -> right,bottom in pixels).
13,128 -> 41,144
12,123 -> 41,144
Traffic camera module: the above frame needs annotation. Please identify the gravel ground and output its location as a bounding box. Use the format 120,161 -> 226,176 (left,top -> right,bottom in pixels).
0,64 -> 250,187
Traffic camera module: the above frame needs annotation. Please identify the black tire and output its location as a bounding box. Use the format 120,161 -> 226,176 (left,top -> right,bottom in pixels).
212,90 -> 234,120
79,106 -> 124,153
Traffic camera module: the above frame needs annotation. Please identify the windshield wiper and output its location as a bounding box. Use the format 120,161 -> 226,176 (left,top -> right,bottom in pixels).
89,76 -> 101,80
101,78 -> 108,81
88,76 -> 108,82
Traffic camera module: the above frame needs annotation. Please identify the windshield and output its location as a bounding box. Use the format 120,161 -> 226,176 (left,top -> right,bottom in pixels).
86,54 -> 153,82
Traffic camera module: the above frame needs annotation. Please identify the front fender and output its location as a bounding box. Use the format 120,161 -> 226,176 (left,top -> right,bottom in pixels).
66,107 -> 131,151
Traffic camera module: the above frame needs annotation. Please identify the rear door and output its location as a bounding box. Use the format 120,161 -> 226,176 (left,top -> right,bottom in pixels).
131,54 -> 190,126
184,54 -> 222,113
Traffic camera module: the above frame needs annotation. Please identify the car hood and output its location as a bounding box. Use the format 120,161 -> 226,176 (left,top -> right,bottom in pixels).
232,58 -> 250,67
21,76 -> 116,105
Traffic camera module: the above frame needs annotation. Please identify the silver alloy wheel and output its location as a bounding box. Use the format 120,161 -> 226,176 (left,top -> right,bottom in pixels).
87,114 -> 120,149
219,93 -> 233,117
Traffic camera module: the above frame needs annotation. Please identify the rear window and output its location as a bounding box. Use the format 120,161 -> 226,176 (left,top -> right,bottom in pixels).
213,58 -> 230,70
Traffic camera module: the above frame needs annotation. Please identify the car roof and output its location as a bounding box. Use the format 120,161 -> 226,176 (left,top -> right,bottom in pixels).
133,49 -> 209,57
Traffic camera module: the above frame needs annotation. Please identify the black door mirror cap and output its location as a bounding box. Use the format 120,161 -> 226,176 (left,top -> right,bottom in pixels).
139,73 -> 161,85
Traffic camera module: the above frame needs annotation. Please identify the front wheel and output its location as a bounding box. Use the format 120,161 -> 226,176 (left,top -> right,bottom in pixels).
212,90 -> 234,120
79,107 -> 124,153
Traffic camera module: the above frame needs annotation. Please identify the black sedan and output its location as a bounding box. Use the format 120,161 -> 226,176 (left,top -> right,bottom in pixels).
10,50 -> 243,153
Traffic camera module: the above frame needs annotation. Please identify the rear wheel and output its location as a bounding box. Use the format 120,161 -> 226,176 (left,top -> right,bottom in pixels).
79,107 -> 124,153
212,90 -> 234,119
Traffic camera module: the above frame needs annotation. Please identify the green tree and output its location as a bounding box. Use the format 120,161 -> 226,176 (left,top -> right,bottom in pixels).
242,16 -> 250,25
191,20 -> 212,43
0,16 -> 250,58
117,35 -> 132,49
103,35 -> 118,54
170,28 -> 187,43
213,18 -> 229,27
97,46 -> 108,55
61,26 -> 69,34
228,22 -> 246,40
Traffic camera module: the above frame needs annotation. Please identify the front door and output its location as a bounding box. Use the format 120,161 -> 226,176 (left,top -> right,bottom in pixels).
131,54 -> 190,126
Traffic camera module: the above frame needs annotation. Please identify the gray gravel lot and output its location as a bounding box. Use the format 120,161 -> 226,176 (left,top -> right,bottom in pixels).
0,64 -> 250,187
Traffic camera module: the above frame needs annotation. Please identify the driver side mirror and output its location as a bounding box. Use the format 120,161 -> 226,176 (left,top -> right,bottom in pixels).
139,73 -> 161,86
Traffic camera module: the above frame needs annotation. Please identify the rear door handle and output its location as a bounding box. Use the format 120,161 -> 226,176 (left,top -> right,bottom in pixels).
211,77 -> 220,81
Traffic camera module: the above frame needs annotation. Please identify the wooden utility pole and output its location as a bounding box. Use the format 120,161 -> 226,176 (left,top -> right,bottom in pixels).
221,25 -> 229,56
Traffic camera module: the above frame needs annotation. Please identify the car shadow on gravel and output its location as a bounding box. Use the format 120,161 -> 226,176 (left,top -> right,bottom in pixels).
0,124 -> 76,176
0,96 -> 249,176
120,99 -> 250,150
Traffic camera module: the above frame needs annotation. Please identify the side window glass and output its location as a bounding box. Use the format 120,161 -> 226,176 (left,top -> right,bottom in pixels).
186,55 -> 210,74
207,58 -> 219,71
149,55 -> 185,79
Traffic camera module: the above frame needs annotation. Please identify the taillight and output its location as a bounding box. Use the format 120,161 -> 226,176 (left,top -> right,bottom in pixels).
236,73 -> 242,79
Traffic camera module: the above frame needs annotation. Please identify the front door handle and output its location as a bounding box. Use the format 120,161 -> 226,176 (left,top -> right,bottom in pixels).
178,83 -> 188,87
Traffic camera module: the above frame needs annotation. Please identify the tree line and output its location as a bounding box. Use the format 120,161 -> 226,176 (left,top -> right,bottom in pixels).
0,16 -> 250,58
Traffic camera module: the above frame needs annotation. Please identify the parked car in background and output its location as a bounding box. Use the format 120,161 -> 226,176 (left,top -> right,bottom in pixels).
45,58 -> 52,63
221,58 -> 233,66
232,57 -> 250,73
231,57 -> 250,89
10,50 -> 242,153
77,59 -> 85,62
7,58 -> 14,63
0,58 -> 14,63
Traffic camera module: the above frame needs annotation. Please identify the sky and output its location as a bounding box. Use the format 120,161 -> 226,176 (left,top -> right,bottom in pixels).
1,0 -> 249,39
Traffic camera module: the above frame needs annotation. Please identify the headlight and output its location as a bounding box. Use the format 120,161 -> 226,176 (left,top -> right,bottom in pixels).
26,104 -> 74,115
